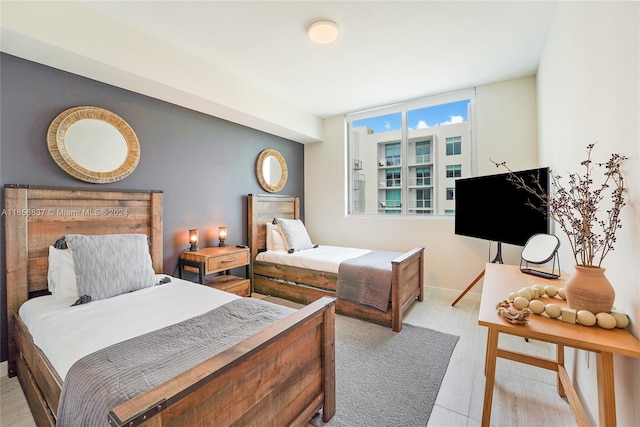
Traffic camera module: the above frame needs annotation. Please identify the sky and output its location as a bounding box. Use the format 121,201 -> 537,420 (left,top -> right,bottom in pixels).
352,99 -> 470,134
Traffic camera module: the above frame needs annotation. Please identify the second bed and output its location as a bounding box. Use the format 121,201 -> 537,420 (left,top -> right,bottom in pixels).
248,194 -> 424,332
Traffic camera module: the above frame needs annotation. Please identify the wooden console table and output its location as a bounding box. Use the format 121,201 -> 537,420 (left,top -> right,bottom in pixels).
478,263 -> 640,427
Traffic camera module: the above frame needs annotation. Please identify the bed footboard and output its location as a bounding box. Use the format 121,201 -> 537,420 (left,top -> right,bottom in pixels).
254,247 -> 424,332
12,297 -> 336,427
108,297 -> 336,426
390,247 -> 424,331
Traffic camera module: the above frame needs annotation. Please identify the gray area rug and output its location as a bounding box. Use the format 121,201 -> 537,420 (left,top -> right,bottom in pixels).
311,315 -> 459,427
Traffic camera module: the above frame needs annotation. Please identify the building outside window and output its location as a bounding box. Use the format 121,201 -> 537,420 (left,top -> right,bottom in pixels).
446,136 -> 462,155
446,164 -> 462,178
347,90 -> 475,216
415,140 -> 431,163
446,187 -> 455,200
414,167 -> 431,186
385,143 -> 401,166
385,168 -> 401,187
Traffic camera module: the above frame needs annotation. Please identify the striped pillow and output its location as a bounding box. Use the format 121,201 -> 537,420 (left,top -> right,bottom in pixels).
65,234 -> 156,301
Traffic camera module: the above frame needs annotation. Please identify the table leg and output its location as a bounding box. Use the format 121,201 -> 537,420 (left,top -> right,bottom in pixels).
482,327 -> 499,427
556,344 -> 565,397
597,351 -> 616,426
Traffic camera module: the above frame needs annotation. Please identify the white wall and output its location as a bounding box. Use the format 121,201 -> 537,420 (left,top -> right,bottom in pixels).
305,75 -> 538,298
1,1 -> 323,144
537,2 -> 639,425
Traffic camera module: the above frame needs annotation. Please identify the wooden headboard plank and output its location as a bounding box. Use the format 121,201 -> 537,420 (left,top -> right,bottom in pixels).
150,192 -> 163,273
5,187 -> 29,331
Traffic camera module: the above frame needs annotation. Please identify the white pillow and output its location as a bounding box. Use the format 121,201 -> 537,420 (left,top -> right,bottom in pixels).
266,221 -> 287,252
47,246 -> 78,300
271,229 -> 287,252
276,218 -> 314,252
266,221 -> 275,251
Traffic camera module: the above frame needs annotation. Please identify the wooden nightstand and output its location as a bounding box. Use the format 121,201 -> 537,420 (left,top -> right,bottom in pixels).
178,246 -> 250,297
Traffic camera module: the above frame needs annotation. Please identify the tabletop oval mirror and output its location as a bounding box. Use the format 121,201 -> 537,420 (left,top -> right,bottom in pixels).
47,106 -> 140,183
256,148 -> 288,193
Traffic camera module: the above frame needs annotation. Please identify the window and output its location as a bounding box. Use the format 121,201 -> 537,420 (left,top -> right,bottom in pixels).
414,167 -> 431,187
415,140 -> 431,164
385,143 -> 401,166
385,168 -> 401,187
347,90 -> 474,216
446,165 -> 462,178
446,136 -> 462,155
446,187 -> 455,200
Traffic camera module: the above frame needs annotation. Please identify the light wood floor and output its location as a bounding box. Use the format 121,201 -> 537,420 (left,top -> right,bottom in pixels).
1,288 -> 576,426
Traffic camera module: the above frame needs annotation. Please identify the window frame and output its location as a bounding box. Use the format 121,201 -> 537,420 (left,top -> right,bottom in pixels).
346,89 -> 476,217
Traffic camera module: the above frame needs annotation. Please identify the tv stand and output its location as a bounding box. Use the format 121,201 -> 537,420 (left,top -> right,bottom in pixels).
452,242 -> 503,306
490,241 -> 504,264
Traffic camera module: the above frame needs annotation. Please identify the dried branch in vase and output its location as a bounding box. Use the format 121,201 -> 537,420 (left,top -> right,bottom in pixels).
491,143 -> 627,268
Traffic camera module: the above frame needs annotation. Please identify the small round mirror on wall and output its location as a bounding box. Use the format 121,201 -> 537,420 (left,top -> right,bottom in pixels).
47,106 -> 140,184
256,149 -> 288,193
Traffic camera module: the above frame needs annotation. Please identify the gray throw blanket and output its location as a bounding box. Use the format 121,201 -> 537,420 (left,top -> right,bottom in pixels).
57,298 -> 294,427
336,250 -> 401,311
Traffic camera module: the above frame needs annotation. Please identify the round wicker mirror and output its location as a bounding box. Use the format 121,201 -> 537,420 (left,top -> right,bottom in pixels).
47,106 -> 140,183
256,149 -> 288,193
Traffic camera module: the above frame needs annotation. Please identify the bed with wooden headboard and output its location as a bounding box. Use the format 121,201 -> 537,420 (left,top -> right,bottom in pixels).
248,193 -> 424,332
5,184 -> 336,426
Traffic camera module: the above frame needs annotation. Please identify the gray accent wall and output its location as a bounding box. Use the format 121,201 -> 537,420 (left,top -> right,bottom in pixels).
0,53 -> 305,362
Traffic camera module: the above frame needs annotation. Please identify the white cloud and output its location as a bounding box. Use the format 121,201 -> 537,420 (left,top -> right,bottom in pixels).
384,120 -> 391,130
439,115 -> 464,125
416,120 -> 430,129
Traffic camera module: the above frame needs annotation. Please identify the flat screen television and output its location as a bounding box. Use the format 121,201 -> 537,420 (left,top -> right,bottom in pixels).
454,167 -> 550,247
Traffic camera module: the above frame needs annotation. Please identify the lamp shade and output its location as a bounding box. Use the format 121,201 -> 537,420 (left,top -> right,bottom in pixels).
218,227 -> 227,247
189,229 -> 199,251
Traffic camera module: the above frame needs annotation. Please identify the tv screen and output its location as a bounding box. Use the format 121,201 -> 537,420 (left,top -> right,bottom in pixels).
454,167 -> 550,247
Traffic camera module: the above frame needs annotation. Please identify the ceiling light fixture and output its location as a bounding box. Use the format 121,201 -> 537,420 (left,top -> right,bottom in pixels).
307,20 -> 340,44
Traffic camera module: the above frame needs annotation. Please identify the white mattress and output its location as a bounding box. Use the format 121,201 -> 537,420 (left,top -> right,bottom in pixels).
18,275 -> 239,380
255,245 -> 370,273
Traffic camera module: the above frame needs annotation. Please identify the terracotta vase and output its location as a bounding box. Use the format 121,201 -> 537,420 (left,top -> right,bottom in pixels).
564,266 -> 615,314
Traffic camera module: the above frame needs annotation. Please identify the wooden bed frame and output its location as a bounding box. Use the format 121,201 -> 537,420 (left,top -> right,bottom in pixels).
248,193 -> 424,332
5,185 -> 336,426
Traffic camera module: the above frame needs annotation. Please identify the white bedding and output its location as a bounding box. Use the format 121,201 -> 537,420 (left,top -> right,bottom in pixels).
255,245 -> 370,273
18,275 -> 239,380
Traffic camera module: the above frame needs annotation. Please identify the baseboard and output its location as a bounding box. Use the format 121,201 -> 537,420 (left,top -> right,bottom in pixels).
424,284 -> 482,303
0,360 -> 7,377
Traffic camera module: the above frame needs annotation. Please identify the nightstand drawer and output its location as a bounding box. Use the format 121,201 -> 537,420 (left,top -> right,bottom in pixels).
206,250 -> 249,273
205,275 -> 250,297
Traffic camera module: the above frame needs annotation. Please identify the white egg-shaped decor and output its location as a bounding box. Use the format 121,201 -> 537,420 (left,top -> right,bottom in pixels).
532,285 -> 545,298
518,288 -> 533,300
513,296 -> 530,310
557,288 -> 566,299
544,285 -> 558,297
528,300 -> 545,314
595,312 -> 617,329
545,303 -> 562,318
576,310 -> 597,326
508,292 -> 519,301
610,311 -> 629,328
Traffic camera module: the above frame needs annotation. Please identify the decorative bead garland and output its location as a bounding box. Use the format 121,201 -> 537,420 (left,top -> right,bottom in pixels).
496,284 -> 629,330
